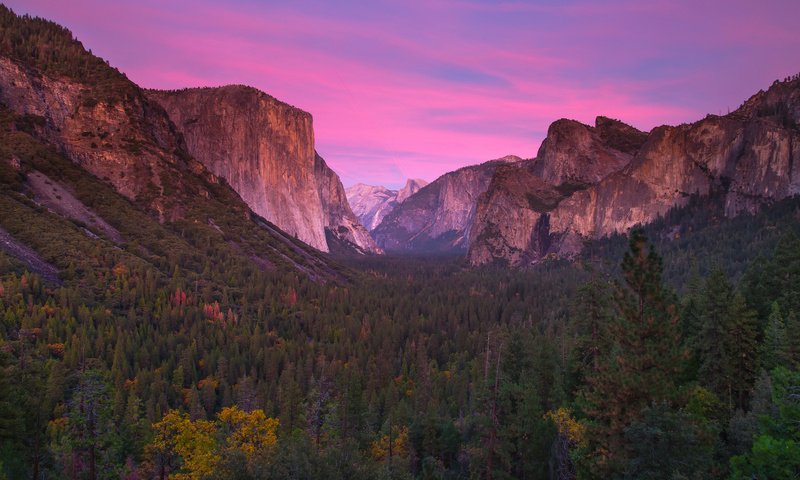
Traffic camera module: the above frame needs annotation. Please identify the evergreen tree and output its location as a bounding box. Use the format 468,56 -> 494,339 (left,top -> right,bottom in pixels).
727,293 -> 759,411
772,232 -> 800,315
680,265 -> 704,380
578,229 -> 684,477
761,302 -> 790,371
697,267 -> 734,406
786,311 -> 800,369
51,368 -> 122,480
571,275 -> 612,388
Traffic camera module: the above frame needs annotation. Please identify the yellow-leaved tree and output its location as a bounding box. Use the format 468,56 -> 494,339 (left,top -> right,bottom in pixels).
145,407 -> 279,479
148,410 -> 219,480
218,406 -> 279,460
370,425 -> 410,463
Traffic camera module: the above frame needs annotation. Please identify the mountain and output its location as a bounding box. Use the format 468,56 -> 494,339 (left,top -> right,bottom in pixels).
0,5 -> 346,280
469,77 -> 800,266
345,178 -> 428,231
146,87 -> 380,254
371,156 -> 521,253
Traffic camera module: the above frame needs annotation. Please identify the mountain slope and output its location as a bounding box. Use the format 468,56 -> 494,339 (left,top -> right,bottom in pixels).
314,153 -> 383,254
469,77 -> 800,266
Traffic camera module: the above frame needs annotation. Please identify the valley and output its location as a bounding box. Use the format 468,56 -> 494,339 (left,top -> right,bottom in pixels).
0,4 -> 799,480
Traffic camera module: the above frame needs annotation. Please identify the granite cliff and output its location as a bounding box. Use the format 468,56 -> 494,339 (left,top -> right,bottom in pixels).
469,77 -> 800,266
345,178 -> 428,231
372,157 -> 520,253
147,87 -> 380,254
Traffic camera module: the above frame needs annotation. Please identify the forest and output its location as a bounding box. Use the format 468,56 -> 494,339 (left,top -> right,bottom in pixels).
2,152 -> 800,479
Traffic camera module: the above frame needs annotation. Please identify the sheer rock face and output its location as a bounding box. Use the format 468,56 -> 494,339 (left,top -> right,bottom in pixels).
0,57 -> 206,221
469,78 -> 800,266
147,86 -> 379,254
345,178 -> 428,232
372,157 -> 520,253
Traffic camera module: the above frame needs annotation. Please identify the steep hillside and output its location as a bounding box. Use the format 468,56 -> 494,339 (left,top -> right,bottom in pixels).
314,153 -> 383,254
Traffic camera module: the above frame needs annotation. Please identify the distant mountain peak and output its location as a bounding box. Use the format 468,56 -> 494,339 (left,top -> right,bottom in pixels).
396,178 -> 428,203
346,177 -> 427,232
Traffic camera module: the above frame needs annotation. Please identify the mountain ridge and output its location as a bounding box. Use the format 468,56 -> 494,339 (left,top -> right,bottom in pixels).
0,4 -> 377,258
468,75 -> 800,266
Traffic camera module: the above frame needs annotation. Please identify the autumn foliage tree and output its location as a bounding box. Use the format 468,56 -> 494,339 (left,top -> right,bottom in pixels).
145,406 -> 278,479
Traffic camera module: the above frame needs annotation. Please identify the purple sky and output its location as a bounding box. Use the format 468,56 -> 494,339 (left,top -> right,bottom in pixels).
8,1 -> 800,189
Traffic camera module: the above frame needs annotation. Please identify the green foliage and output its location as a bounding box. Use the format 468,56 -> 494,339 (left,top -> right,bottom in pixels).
730,367 -> 800,479
761,303 -> 790,371
730,435 -> 800,480
624,402 -> 713,479
696,269 -> 759,411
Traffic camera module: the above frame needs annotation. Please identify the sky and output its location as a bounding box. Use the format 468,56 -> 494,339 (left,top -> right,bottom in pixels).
7,1 -> 800,189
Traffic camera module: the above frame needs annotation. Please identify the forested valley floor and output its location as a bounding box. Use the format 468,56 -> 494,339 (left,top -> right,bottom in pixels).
2,177 -> 800,478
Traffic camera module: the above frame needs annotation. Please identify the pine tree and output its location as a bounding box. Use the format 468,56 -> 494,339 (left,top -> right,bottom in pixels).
578,229 -> 684,477
772,232 -> 800,315
189,387 -> 207,421
786,311 -> 800,369
571,275 -> 612,386
680,265 -> 704,380
760,302 -> 790,371
727,293 -> 759,411
697,267 -> 734,405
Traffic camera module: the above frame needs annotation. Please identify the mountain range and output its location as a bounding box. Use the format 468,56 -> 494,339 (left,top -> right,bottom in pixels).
1,3 -> 798,274
354,81 -> 800,265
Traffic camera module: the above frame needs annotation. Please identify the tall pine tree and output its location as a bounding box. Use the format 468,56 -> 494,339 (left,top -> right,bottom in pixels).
578,229 -> 684,477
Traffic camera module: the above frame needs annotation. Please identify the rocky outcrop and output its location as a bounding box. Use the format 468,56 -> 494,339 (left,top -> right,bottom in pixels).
372,157 -> 520,253
531,117 -> 644,189
146,86 -> 323,248
346,178 -> 428,231
469,77 -> 800,266
468,163 -> 564,266
346,184 -> 397,231
147,86 -> 379,254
